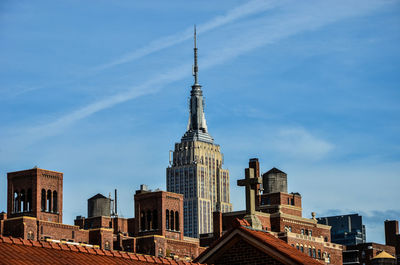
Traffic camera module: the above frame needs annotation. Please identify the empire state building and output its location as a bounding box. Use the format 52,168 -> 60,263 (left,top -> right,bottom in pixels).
166,28 -> 232,238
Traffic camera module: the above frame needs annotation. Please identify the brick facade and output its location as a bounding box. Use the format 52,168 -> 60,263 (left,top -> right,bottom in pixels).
200,158 -> 343,265
344,243 -> 396,265
134,189 -> 184,240
212,238 -> 285,265
7,168 -> 63,223
2,168 -> 204,261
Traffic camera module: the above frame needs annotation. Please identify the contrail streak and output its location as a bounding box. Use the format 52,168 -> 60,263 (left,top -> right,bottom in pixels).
93,0 -> 281,71
3,0 -> 393,148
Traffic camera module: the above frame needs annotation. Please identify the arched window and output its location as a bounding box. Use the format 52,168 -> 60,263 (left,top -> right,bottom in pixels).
104,241 -> 110,250
166,210 -> 169,230
153,210 -> 158,230
27,189 -> 32,212
27,231 -> 34,240
147,210 -> 152,230
14,191 -> 19,213
41,189 -> 46,211
46,190 -> 52,212
175,211 -> 179,231
52,191 -> 58,213
20,189 -> 26,212
140,211 -> 145,231
318,249 -> 321,259
170,210 -> 174,230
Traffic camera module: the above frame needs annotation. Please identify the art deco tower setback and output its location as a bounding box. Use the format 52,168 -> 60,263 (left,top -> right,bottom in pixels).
166,28 -> 232,238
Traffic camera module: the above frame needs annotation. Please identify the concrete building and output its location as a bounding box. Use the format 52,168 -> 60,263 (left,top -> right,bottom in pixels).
166,28 -> 232,238
317,214 -> 366,246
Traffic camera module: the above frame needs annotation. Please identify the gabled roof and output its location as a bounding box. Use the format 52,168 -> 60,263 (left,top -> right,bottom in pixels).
264,167 -> 286,175
373,251 -> 396,259
89,193 -> 108,200
195,219 -> 322,265
0,236 -> 202,265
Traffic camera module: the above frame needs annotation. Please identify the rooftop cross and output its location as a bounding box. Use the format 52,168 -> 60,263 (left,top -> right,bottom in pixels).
237,167 -> 262,229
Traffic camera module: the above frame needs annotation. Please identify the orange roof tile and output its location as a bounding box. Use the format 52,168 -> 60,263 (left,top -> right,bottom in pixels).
195,218 -> 322,265
237,225 -> 322,265
0,235 -> 203,265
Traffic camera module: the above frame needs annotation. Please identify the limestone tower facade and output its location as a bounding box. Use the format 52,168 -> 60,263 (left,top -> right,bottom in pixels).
166,28 -> 232,238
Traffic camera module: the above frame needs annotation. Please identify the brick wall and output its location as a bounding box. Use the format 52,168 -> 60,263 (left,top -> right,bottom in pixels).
286,236 -> 342,265
38,220 -> 81,242
134,190 -> 184,240
7,168 -> 63,223
212,238 -> 285,265
89,228 -> 113,250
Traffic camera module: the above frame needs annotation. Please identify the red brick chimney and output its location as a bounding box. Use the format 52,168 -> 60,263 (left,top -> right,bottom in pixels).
213,211 -> 223,238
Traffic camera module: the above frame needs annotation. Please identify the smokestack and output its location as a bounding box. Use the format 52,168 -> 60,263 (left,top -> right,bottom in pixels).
115,189 -> 118,216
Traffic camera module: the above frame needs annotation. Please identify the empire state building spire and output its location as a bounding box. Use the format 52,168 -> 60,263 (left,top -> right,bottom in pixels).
168,26 -> 232,239
193,26 -> 199,85
182,26 -> 214,144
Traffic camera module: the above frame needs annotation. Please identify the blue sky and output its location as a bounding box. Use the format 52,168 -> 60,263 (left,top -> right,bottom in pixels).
1,0 -> 399,243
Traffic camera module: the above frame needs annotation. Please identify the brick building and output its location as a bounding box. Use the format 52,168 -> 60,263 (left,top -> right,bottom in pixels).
75,185 -> 205,260
0,235 -> 203,265
0,168 -> 115,250
200,158 -> 343,265
343,243 -> 396,265
195,218 -> 323,265
0,167 -> 204,261
341,220 -> 400,265
385,220 -> 400,263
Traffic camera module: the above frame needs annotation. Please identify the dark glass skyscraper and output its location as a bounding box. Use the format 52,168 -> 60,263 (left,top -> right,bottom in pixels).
317,213 -> 366,246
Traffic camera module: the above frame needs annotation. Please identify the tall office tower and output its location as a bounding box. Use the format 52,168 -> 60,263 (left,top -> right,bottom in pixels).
166,28 -> 232,238
317,213 -> 366,246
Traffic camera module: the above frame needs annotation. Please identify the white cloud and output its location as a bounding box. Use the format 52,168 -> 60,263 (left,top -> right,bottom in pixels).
272,128 -> 334,160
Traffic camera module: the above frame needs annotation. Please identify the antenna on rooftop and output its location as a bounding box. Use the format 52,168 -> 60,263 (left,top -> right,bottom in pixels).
192,25 -> 199,85
114,189 -> 118,217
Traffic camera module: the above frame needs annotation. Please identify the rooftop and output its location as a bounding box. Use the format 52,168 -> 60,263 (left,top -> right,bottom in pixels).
195,218 -> 322,265
0,235 -> 202,265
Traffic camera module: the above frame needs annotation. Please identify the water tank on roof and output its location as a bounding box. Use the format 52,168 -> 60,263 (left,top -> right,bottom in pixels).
262,167 -> 288,194
88,193 -> 111,217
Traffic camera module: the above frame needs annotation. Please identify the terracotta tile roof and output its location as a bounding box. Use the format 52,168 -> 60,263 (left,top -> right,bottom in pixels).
195,218 -> 322,265
0,236 -> 203,265
237,224 -> 322,264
